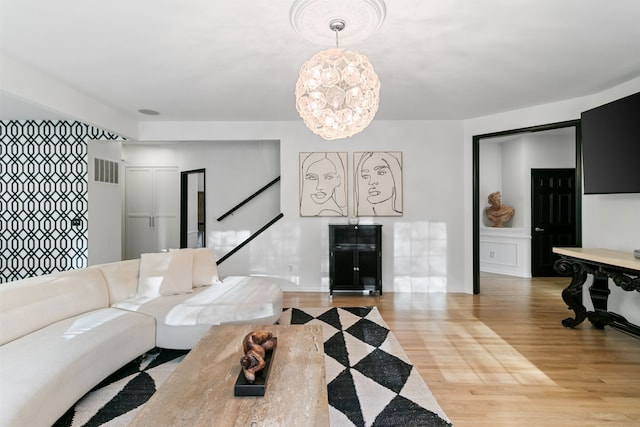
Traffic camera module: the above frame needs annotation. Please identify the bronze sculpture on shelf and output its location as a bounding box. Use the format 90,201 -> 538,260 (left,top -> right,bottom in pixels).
240,331 -> 277,383
485,191 -> 515,227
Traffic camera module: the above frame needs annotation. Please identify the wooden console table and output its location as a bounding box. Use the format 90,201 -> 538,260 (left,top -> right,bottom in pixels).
129,324 -> 329,427
553,247 -> 640,336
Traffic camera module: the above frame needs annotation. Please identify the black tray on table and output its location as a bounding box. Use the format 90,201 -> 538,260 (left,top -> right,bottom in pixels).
233,347 -> 276,397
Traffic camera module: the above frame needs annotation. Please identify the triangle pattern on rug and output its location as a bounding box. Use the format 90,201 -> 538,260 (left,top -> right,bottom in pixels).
53,348 -> 188,427
281,306 -> 453,427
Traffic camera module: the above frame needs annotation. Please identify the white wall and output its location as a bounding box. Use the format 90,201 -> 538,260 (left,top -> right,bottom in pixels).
137,120 -> 467,293
502,130 -> 576,229
479,142 -> 503,226
582,193 -> 640,325
87,140 -> 123,265
122,140 -> 282,277
1,54 -> 138,138
465,76 -> 640,321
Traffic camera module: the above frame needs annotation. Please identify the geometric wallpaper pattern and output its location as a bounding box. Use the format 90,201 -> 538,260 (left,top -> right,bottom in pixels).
0,120 -> 123,283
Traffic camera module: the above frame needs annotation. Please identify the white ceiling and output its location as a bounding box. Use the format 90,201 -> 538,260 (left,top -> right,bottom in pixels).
2,0 -> 640,123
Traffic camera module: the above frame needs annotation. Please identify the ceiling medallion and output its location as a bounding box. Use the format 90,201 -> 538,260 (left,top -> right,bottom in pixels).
290,0 -> 386,46
291,0 -> 386,140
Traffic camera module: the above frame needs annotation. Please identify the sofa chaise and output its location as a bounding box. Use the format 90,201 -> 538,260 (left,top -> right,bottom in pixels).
0,248 -> 283,427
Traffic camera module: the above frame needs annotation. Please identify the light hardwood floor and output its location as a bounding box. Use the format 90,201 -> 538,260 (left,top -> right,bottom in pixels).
283,275 -> 640,426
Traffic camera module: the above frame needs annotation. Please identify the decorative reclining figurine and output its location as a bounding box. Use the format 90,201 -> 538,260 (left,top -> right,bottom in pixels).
240,330 -> 277,383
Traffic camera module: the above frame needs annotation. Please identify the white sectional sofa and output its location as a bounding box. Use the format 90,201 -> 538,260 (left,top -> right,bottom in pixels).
0,248 -> 283,427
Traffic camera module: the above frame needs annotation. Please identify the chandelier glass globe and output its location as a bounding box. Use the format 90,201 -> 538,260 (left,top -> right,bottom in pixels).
295,47 -> 381,140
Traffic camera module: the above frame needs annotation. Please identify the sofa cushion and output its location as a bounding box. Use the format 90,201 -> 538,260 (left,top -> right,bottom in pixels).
0,267 -> 109,345
160,249 -> 194,295
0,307 -> 155,427
138,252 -> 193,297
113,276 -> 283,349
170,247 -> 221,287
97,258 -> 141,304
192,248 -> 222,287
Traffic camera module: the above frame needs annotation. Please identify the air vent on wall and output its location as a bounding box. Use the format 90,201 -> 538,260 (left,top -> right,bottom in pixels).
94,157 -> 119,184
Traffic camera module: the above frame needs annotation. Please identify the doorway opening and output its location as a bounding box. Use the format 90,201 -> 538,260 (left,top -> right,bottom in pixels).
473,120 -> 582,294
180,169 -> 206,248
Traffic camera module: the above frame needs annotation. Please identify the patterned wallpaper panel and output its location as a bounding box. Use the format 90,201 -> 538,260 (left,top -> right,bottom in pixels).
0,120 -> 122,283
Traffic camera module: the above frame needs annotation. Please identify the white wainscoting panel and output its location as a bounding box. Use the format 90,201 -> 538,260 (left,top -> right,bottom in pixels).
480,227 -> 531,277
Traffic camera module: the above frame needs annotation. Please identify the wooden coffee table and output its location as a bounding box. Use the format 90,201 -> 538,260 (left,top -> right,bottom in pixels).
129,324 -> 329,426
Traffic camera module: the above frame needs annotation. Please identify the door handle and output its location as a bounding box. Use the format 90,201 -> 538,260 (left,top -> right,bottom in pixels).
535,227 -> 545,232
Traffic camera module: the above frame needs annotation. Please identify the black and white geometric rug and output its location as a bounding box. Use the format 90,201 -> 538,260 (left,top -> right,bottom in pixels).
54,307 -> 452,427
53,348 -> 188,427
279,306 -> 452,427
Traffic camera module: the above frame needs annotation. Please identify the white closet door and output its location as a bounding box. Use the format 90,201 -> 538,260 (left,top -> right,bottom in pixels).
152,167 -> 180,251
126,167 -> 154,218
125,166 -> 179,259
125,216 -> 157,260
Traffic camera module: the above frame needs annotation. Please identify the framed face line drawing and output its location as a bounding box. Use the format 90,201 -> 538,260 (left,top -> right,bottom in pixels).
353,151 -> 403,217
299,152 -> 348,217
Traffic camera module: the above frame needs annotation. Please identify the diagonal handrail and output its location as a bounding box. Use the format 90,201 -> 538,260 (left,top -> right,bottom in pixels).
217,176 -> 280,222
216,213 -> 284,265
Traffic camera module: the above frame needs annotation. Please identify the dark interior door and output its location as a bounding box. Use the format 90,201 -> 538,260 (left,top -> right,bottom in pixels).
531,168 -> 578,276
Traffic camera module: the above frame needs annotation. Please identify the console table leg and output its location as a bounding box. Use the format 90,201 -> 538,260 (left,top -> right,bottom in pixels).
588,274 -> 610,329
555,258 -> 589,328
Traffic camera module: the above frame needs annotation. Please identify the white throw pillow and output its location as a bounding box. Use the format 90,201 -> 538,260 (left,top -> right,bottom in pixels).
138,251 -> 193,297
192,247 -> 222,287
160,249 -> 194,295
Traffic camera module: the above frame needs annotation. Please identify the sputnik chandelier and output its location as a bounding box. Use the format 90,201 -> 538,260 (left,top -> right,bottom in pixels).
291,0 -> 386,140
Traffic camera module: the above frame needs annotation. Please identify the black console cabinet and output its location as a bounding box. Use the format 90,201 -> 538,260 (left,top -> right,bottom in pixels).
329,224 -> 382,296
